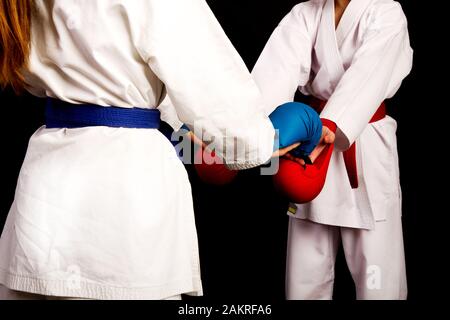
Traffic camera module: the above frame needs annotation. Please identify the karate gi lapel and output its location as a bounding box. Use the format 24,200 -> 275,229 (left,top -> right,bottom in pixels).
314,0 -> 345,98
336,0 -> 375,48
313,0 -> 374,98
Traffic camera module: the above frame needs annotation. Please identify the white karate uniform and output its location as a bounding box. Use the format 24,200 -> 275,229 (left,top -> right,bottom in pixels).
0,0 -> 275,300
252,0 -> 413,299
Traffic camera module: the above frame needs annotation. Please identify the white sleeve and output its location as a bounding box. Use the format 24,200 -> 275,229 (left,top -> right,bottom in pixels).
252,4 -> 313,116
141,0 -> 275,170
158,95 -> 184,132
321,2 -> 413,150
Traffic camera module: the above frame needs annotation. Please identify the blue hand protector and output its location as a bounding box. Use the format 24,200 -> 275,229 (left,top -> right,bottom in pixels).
269,102 -> 322,160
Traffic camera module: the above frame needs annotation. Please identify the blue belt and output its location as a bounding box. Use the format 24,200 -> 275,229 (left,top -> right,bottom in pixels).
45,98 -> 161,129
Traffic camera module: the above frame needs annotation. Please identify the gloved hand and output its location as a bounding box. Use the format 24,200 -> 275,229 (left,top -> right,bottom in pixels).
273,143 -> 334,204
269,102 -> 323,162
272,118 -> 336,204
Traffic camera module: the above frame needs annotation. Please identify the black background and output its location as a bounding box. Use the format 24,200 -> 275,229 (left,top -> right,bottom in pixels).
0,0 -> 443,302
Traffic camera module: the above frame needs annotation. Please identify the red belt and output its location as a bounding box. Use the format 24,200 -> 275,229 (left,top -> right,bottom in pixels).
309,97 -> 386,189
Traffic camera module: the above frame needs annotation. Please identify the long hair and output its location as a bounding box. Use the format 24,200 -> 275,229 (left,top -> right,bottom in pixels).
0,0 -> 33,92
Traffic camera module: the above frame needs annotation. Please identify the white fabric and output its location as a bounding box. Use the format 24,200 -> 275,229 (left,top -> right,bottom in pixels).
0,0 -> 276,300
0,284 -> 93,300
252,0 -> 413,229
24,0 -> 275,168
159,97 -> 185,132
0,285 -> 181,300
0,127 -> 201,300
286,212 -> 407,300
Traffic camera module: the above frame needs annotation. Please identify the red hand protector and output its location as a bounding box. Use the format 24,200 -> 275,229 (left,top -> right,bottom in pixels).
194,147 -> 238,186
273,144 -> 334,204
273,119 -> 336,204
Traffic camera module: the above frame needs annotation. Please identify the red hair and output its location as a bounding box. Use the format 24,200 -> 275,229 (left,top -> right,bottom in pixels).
0,0 -> 33,92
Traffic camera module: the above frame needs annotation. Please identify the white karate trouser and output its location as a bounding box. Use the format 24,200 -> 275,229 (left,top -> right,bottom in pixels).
286,216 -> 407,300
0,285 -> 182,300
